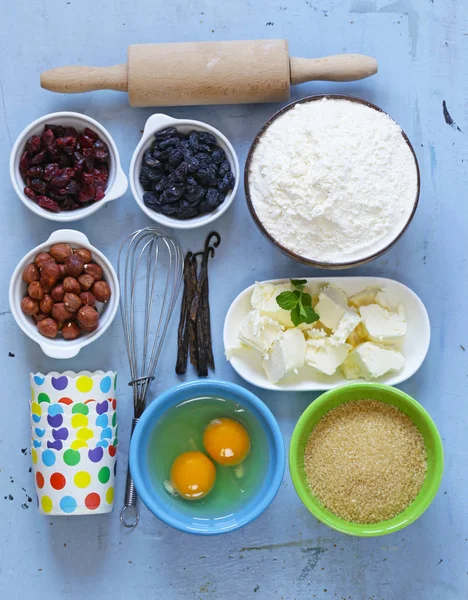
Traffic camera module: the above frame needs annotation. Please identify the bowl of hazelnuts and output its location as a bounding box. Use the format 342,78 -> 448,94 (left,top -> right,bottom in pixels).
9,229 -> 119,358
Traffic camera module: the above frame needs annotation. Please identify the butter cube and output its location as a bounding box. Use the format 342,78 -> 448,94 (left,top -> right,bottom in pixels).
348,287 -> 379,308
238,310 -> 284,356
306,337 -> 351,376
262,328 -> 306,383
251,281 -> 294,327
315,284 -> 356,331
359,304 -> 406,345
341,342 -> 404,380
333,311 -> 361,343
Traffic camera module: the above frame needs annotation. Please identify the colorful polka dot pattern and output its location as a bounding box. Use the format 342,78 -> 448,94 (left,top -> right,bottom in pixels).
30,372 -> 117,515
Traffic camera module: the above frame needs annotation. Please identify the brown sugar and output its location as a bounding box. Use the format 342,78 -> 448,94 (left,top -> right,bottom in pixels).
304,399 -> 427,524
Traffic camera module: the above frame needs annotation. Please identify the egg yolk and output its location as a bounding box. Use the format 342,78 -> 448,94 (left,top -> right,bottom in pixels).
203,418 -> 251,466
170,451 -> 216,501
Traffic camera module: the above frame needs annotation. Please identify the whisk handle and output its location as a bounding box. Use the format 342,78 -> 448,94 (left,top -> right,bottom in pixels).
120,417 -> 140,528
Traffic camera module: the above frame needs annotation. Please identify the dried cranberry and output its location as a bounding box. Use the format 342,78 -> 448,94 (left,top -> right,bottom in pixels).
56,136 -> 77,150
79,184 -> 95,203
78,135 -> 95,149
93,167 -> 108,183
63,179 -> 80,195
45,124 -> 64,138
37,196 -> 60,212
93,140 -> 109,161
58,153 -> 72,168
64,127 -> 78,138
47,142 -> 60,161
82,148 -> 94,171
19,151 -> 30,176
84,127 -> 98,140
61,197 -> 80,211
26,166 -> 44,178
24,187 -> 37,200
27,136 -> 42,155
30,150 -> 47,165
95,188 -> 105,201
43,163 -> 59,181
73,152 -> 85,171
42,129 -> 55,147
51,167 -> 74,188
30,178 -> 48,195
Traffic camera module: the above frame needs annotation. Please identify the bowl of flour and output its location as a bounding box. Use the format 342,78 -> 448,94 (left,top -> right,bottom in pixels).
245,96 -> 420,268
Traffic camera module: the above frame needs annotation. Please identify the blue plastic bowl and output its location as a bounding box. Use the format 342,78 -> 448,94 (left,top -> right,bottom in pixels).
129,380 -> 285,535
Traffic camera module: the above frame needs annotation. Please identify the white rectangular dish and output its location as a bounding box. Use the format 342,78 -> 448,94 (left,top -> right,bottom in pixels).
223,277 -> 430,391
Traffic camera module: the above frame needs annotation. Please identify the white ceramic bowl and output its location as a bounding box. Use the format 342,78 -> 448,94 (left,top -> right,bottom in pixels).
129,113 -> 239,230
10,230 -> 120,359
10,111 -> 128,222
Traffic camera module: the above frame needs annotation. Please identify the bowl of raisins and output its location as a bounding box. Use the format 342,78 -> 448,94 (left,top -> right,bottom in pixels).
130,114 -> 239,229
10,111 -> 128,222
9,230 -> 119,359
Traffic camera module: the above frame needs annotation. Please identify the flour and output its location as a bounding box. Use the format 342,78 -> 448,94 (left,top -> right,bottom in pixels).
248,98 -> 418,263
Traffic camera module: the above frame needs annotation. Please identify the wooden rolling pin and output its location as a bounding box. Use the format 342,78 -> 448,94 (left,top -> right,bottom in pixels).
40,40 -> 377,107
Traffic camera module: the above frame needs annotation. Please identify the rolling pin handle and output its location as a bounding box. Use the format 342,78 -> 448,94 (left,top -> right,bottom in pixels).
289,54 -> 378,84
40,64 -> 128,94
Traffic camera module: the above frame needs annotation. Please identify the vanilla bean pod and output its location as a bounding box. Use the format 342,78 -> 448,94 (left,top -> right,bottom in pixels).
175,253 -> 193,375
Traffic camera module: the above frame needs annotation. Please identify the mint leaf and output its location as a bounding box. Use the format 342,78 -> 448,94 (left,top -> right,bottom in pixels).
290,278 -> 307,289
276,291 -> 299,311
300,292 -> 312,307
290,305 -> 302,327
302,306 -> 320,324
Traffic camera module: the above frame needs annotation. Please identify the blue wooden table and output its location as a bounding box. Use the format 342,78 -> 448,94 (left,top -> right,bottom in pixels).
1,1 -> 467,598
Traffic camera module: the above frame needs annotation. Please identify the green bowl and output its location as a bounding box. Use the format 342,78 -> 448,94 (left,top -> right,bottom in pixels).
289,383 -> 444,537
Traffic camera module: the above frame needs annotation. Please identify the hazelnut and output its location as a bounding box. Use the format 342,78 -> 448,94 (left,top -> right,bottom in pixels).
80,291 -> 96,307
65,254 -> 84,278
78,274 -> 94,291
37,318 -> 58,338
33,312 -> 48,324
58,264 -> 68,279
91,280 -> 111,302
63,292 -> 82,313
21,296 -> 39,315
77,305 -> 99,330
80,322 -> 99,334
28,281 -> 45,300
63,277 -> 81,295
74,248 -> 92,264
52,302 -> 74,322
35,252 -> 54,269
62,320 -> 81,340
83,262 -> 103,281
40,261 -> 61,290
51,283 -> 65,302
49,243 -> 73,264
22,263 -> 39,284
39,294 -> 54,314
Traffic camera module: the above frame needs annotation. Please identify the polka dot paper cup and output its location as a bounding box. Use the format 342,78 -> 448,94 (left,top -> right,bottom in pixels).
32,445 -> 116,515
30,371 -> 118,515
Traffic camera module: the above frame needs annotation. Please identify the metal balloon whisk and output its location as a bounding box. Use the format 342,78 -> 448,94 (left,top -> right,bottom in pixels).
117,226 -> 183,528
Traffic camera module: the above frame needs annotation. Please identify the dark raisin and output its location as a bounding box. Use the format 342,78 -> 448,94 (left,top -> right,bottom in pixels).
143,149 -> 162,169
219,160 -> 230,177
218,170 -> 235,193
160,203 -> 181,217
185,182 -> 206,205
153,177 -> 167,193
199,188 -> 223,214
154,127 -> 177,141
167,148 -> 184,167
158,137 -> 180,151
211,148 -> 226,164
143,191 -> 162,209
186,156 -> 200,173
196,152 -> 213,167
195,164 -> 218,187
37,196 -> 60,212
188,131 -> 199,152
177,200 -> 199,219
198,132 -> 217,146
160,184 -> 185,204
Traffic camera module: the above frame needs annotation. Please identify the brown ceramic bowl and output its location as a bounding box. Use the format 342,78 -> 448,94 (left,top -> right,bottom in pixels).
244,95 -> 421,269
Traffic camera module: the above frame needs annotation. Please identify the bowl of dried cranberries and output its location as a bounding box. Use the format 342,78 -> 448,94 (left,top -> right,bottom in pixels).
9,230 -> 119,358
129,114 -> 239,229
10,111 -> 128,222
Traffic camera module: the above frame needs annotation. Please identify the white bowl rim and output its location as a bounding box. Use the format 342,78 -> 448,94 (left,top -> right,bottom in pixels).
10,229 -> 120,359
129,113 -> 240,230
10,111 -> 128,223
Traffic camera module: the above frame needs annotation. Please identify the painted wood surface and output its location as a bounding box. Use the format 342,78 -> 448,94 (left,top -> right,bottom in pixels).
0,0 -> 466,598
